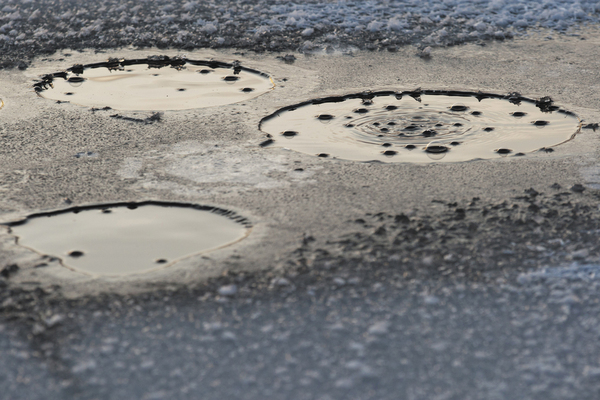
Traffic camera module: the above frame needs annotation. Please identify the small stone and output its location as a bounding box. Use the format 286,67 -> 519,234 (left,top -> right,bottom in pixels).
72,360 -> 97,374
0,264 -> 19,279
273,277 -> 291,286
222,331 -> 237,341
335,378 -> 354,388
571,249 -> 589,260
423,295 -> 440,305
443,254 -> 455,262
570,184 -> 585,193
333,277 -> 346,286
217,284 -> 238,297
367,321 -> 390,335
44,314 -> 65,328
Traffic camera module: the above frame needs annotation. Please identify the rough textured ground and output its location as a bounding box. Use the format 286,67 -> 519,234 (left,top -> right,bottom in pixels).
1,5 -> 600,399
1,0 -> 600,68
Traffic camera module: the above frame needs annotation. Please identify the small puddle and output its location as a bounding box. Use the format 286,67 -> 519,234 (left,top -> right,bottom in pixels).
259,90 -> 581,163
4,202 -> 250,276
34,56 -> 273,111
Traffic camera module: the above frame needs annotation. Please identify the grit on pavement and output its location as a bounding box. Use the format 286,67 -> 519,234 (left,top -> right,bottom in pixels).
2,3 -> 600,400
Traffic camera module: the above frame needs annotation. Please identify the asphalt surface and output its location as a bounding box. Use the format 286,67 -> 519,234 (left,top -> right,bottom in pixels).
1,13 -> 600,400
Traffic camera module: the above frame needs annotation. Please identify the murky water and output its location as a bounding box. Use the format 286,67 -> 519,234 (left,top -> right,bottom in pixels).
35,57 -> 273,111
6,202 -> 250,276
260,91 -> 581,162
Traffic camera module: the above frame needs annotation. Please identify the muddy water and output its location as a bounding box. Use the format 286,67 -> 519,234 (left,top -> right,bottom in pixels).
7,203 -> 250,276
36,59 -> 273,111
260,91 -> 581,163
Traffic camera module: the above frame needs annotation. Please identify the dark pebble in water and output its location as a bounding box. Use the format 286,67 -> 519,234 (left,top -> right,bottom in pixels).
155,259 -> 168,264
353,108 -> 369,114
67,76 -> 85,83
223,76 -> 240,82
450,141 -> 461,146
533,120 -> 549,126
68,250 -> 84,258
425,145 -> 448,153
453,123 -> 463,127
512,111 -> 527,117
259,139 -> 274,147
422,129 -> 436,137
65,92 -> 74,95
177,88 -> 186,92
540,147 -> 554,153
405,145 -> 416,149
317,153 -> 329,157
571,184 -> 585,193
435,123 -> 443,127
344,124 -> 355,128
383,150 -> 397,156
199,69 -> 212,74
387,122 -> 396,126
496,148 -> 512,154
101,209 -> 112,214
471,111 -> 482,116
404,125 -> 418,131
450,104 -> 468,112
514,152 -> 526,156
380,128 -> 389,133
483,127 -> 495,132
241,88 -> 254,92
382,143 -> 392,147
317,114 -> 334,120
385,105 -> 398,110
282,131 -> 297,137
373,122 -> 380,126
294,168 -> 304,171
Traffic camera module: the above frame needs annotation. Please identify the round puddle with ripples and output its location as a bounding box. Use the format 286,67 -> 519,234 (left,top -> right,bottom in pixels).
259,90 -> 581,162
34,56 -> 273,111
5,202 -> 251,276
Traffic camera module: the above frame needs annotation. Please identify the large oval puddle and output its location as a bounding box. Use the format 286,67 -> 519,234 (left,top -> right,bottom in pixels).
259,90 -> 581,162
5,202 -> 251,276
34,56 -> 273,111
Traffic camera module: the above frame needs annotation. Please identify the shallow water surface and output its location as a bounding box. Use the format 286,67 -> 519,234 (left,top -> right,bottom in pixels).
35,58 -> 273,111
260,91 -> 581,162
8,203 -> 250,276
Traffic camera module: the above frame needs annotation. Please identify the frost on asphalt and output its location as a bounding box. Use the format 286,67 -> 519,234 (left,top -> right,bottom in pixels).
1,0 -> 600,67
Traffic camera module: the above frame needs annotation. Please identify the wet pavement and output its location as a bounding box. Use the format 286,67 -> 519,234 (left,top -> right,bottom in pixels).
1,26 -> 600,400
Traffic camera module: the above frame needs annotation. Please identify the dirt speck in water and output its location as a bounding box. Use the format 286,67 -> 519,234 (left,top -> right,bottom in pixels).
259,90 -> 580,163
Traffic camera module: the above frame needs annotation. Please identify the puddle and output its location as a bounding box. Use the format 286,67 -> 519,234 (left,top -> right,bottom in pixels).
259,90 -> 581,163
4,202 -> 250,276
34,56 -> 273,111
